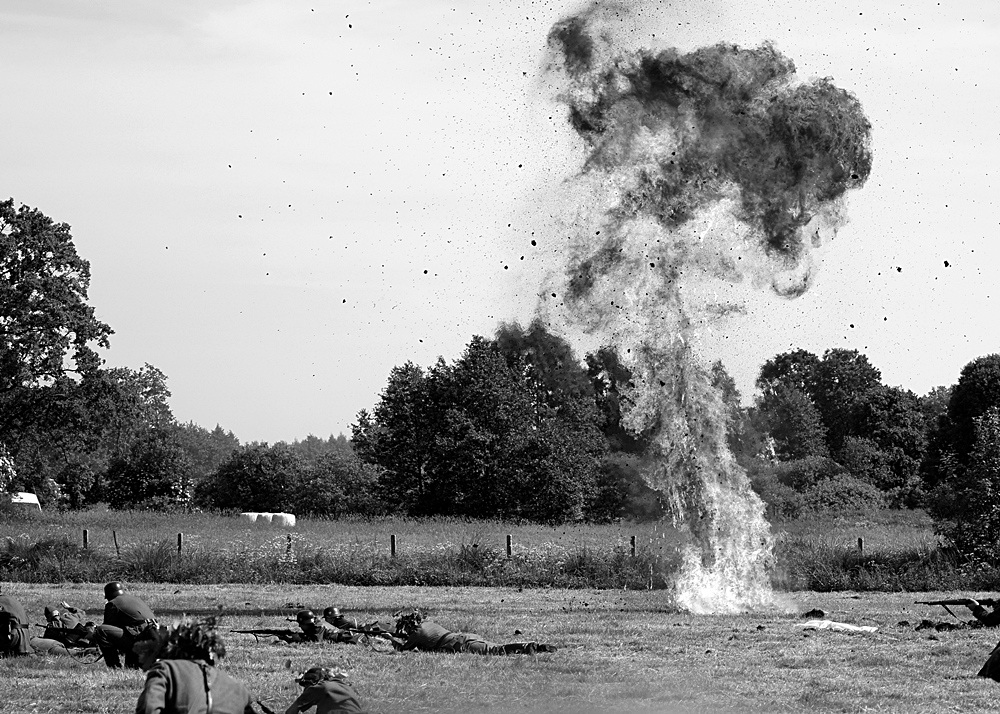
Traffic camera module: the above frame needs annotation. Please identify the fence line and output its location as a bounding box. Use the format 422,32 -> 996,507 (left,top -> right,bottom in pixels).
72,527 -> 663,559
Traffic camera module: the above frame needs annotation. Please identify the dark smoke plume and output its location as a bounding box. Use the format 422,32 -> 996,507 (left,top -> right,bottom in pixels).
539,4 -> 872,612
549,13 -> 871,297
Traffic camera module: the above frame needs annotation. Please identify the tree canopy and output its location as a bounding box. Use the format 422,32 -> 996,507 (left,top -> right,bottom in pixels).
0,199 -> 112,393
353,333 -> 607,522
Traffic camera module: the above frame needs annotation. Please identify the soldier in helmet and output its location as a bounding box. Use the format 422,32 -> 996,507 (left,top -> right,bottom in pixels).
392,610 -> 556,655
38,602 -> 96,649
284,666 -> 367,714
322,608 -> 358,631
94,581 -> 157,668
134,617 -> 259,714
0,587 -> 33,657
322,608 -> 394,640
296,610 -> 361,645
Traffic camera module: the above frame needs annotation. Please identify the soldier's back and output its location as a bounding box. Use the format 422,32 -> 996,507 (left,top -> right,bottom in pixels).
136,659 -> 253,714
106,594 -> 155,627
0,595 -> 28,624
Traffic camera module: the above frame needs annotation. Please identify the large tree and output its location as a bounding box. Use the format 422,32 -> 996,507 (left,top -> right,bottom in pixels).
756,348 -> 821,398
811,348 -> 883,452
928,406 -> 1000,563
0,199 -> 112,393
754,348 -> 926,506
196,443 -> 304,513
755,384 -> 829,461
494,319 -> 595,411
353,336 -> 605,521
923,355 -> 1000,495
2,363 -> 179,505
105,428 -> 194,510
171,422 -> 241,483
944,355 -> 1000,464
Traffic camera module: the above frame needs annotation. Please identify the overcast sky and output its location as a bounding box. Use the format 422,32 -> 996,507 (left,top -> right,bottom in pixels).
1,0 -> 997,443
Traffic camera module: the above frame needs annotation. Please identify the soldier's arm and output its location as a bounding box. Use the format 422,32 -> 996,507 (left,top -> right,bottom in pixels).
135,663 -> 169,714
969,601 -> 1000,627
284,685 -> 322,714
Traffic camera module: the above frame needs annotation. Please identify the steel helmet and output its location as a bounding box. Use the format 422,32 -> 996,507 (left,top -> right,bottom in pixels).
296,666 -> 345,687
296,609 -> 316,624
104,582 -> 125,600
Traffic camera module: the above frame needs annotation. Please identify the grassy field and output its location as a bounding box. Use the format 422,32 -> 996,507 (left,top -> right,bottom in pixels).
0,508 -> 686,558
9,507 -> 998,591
3,582 -> 1000,713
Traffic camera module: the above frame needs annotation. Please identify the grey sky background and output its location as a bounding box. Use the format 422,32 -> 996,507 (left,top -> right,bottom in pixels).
1,0 -> 996,443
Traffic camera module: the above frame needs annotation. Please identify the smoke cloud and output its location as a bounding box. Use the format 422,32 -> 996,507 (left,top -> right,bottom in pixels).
539,2 -> 872,613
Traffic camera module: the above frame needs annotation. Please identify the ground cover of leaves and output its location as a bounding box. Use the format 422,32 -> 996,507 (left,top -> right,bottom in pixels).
2,583 -> 998,713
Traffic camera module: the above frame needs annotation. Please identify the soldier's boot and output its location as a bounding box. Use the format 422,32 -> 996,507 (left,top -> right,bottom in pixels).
499,642 -> 536,655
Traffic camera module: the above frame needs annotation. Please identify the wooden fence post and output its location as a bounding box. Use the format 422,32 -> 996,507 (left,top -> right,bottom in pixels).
82,529 -> 89,550
857,537 -> 864,554
630,535 -> 636,558
112,530 -> 121,558
506,534 -> 512,558
390,534 -> 396,558
177,533 -> 183,555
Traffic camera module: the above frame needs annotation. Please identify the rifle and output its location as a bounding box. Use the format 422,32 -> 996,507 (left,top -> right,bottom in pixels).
350,622 -> 397,640
256,700 -> 277,714
230,628 -> 303,644
35,623 -> 96,647
915,598 -> 997,621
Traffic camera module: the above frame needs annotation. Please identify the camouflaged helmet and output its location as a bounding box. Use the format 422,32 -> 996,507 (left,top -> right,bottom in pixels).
394,610 -> 423,636
104,582 -> 125,600
163,617 -> 226,664
296,666 -> 346,687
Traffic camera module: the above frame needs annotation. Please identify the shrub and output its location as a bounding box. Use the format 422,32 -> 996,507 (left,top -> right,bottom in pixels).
105,431 -> 194,510
773,456 -> 846,491
801,473 -> 885,514
292,451 -> 386,518
928,407 -> 1000,564
748,466 -> 804,520
197,443 -> 304,512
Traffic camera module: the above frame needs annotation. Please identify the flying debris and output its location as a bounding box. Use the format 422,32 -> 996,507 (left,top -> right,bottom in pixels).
540,2 -> 872,613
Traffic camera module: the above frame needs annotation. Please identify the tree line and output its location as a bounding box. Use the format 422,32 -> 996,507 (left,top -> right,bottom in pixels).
3,198 -> 1000,564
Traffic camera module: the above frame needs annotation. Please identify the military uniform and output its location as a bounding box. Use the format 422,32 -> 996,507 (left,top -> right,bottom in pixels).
136,659 -> 256,714
297,612 -> 361,645
42,604 -> 95,647
397,620 -> 555,655
0,594 -> 33,657
284,680 -> 368,714
322,609 -> 394,641
96,592 -> 157,668
971,602 -> 1000,628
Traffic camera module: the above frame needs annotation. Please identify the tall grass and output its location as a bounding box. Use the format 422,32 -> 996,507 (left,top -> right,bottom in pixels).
0,507 -> 685,589
3,506 -> 997,591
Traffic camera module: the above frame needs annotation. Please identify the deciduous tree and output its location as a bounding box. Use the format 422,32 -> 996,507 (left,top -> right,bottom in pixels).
0,199 -> 112,393
196,443 -> 304,513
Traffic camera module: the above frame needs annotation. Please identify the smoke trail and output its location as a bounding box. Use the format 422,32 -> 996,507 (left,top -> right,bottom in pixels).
541,3 -> 871,613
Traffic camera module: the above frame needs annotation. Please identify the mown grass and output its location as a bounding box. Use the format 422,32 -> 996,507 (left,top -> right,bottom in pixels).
3,583 -> 1000,713
3,507 -> 998,591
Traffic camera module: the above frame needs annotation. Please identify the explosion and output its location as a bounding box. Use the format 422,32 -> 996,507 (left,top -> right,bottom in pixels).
540,2 -> 872,613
